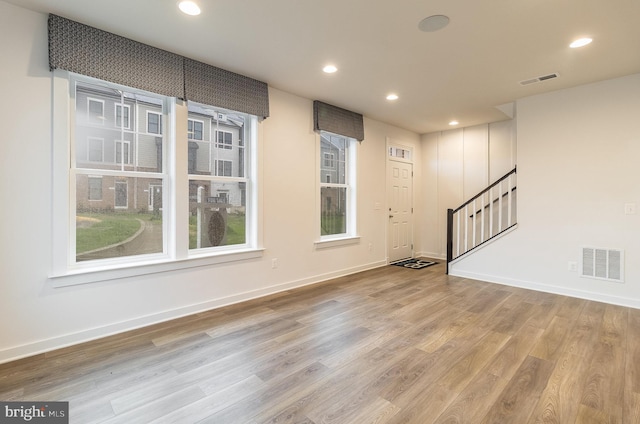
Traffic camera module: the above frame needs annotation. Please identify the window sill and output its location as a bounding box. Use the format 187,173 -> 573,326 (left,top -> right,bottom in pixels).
50,248 -> 265,288
314,236 -> 361,250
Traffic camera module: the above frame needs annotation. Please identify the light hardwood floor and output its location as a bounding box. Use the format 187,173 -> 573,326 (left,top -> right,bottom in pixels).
1,262 -> 640,423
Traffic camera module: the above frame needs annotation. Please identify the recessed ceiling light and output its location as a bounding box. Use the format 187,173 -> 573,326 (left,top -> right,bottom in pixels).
178,1 -> 201,16
418,15 -> 450,32
449,120 -> 459,126
323,65 -> 338,74
386,94 -> 399,101
570,37 -> 592,48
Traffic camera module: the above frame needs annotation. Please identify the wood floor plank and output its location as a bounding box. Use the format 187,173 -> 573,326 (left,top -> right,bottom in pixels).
579,304 -> 627,423
432,371 -> 510,424
528,351 -> 593,424
2,263 -> 638,424
480,355 -> 555,424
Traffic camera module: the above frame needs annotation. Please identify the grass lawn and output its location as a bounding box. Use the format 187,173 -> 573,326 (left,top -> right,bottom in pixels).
76,212 -> 154,253
321,214 -> 346,236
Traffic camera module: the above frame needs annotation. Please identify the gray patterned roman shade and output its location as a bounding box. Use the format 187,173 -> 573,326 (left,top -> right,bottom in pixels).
313,101 -> 364,141
48,14 -> 184,99
184,58 -> 270,119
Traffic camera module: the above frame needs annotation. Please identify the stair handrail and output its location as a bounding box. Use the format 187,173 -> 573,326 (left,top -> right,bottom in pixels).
446,166 -> 517,273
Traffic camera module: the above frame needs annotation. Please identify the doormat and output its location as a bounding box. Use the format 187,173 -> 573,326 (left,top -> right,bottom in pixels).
391,258 -> 437,269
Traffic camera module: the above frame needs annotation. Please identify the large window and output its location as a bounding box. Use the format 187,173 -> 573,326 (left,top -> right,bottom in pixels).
52,73 -> 259,283
319,132 -> 356,238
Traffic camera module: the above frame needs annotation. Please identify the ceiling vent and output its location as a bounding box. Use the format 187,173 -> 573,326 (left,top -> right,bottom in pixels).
519,73 -> 559,86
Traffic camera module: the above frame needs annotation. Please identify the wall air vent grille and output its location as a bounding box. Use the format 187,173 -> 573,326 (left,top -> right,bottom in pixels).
581,247 -> 624,283
520,73 -> 559,86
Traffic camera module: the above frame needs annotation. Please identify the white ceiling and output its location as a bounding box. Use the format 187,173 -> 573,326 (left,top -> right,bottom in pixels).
7,0 -> 640,134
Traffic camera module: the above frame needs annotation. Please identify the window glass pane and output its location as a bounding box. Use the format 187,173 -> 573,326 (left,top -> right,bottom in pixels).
87,176 -> 102,201
188,180 -> 247,249
75,81 -> 164,173
75,176 -> 164,261
320,133 -> 347,184
187,103 -> 246,177
321,186 -> 347,236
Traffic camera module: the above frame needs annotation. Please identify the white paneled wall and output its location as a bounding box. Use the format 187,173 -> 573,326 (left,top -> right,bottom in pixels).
419,120 -> 516,258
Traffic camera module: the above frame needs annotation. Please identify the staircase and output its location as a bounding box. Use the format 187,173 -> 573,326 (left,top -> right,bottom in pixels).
446,167 -> 517,273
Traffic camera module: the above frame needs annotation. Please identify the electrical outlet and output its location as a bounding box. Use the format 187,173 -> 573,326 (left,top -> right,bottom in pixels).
568,261 -> 577,272
272,258 -> 278,269
368,243 -> 373,252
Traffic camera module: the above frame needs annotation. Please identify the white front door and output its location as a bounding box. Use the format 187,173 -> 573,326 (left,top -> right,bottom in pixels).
387,160 -> 413,262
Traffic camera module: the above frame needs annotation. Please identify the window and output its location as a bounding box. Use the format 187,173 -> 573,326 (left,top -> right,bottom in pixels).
147,111 -> 162,134
52,73 -> 260,284
87,137 -> 104,162
115,140 -> 132,164
87,176 -> 102,201
323,152 -> 335,168
188,102 -> 252,251
87,98 -> 104,125
216,130 -> 233,149
115,104 -> 130,129
114,180 -> 128,209
319,132 -> 356,238
188,119 -> 204,140
215,160 -> 232,177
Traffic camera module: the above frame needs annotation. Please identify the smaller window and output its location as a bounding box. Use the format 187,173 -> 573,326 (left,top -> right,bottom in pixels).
87,98 -> 104,125
115,104 -> 131,129
147,111 -> 162,135
115,140 -> 132,165
215,160 -> 233,177
216,130 -> 233,149
188,119 -> 204,141
87,137 -> 104,162
114,180 -> 128,209
88,176 -> 102,201
323,152 -> 335,168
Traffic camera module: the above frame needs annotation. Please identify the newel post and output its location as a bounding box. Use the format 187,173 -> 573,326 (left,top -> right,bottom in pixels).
446,208 -> 453,274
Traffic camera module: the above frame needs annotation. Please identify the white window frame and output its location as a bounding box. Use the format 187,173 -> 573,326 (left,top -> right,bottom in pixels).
147,111 -> 162,135
115,140 -> 132,165
87,176 -> 103,201
214,159 -> 233,177
315,131 -> 359,248
114,180 -> 128,209
215,130 -> 233,149
323,152 -> 335,168
87,137 -> 104,162
87,97 -> 104,125
115,103 -> 131,129
188,118 -> 204,141
50,71 -> 263,287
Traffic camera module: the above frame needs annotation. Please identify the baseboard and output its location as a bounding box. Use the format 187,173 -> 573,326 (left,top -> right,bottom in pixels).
450,268 -> 640,310
0,259 -> 387,365
415,251 -> 446,261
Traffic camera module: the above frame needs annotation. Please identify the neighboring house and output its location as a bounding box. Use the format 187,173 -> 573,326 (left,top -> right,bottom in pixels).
187,105 -> 246,211
75,84 -> 164,213
74,85 -> 246,214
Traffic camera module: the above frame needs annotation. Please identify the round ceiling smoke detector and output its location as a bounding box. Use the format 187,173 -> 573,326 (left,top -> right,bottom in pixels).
418,15 -> 450,32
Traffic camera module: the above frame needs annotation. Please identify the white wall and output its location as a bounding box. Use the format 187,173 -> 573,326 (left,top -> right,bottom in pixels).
451,73 -> 640,309
418,120 -> 516,258
0,1 -> 421,363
